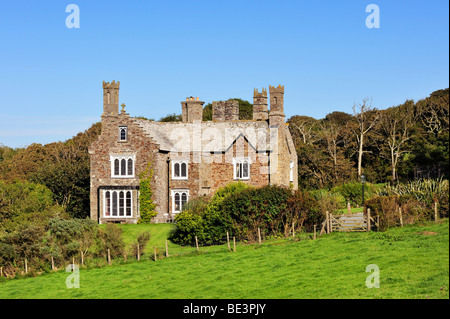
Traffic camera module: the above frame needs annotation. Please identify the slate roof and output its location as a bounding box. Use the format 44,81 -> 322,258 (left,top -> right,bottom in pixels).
132,118 -> 275,153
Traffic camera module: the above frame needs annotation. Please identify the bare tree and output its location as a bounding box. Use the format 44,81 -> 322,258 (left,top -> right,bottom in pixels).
352,98 -> 379,177
288,115 -> 319,145
378,100 -> 416,182
320,121 -> 341,181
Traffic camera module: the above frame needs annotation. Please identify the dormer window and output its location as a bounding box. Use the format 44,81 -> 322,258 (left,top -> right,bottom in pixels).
111,155 -> 135,178
119,126 -> 127,141
172,160 -> 188,180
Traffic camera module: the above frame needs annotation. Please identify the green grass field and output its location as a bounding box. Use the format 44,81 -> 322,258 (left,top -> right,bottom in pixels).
0,220 -> 448,299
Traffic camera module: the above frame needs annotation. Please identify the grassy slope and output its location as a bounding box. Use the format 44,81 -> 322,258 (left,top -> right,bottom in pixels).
0,220 -> 448,299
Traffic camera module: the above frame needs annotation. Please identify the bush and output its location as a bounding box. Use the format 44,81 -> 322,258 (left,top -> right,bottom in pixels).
365,195 -> 430,231
97,223 -> 125,259
331,182 -> 377,207
0,181 -> 68,232
129,231 -> 151,258
309,189 -> 345,213
171,183 -> 322,246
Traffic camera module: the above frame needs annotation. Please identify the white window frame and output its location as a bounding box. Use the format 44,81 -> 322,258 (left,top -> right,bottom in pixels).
119,126 -> 127,141
290,161 -> 294,182
172,160 -> 189,180
103,189 -> 133,218
233,157 -> 251,180
171,189 -> 189,214
110,154 -> 135,178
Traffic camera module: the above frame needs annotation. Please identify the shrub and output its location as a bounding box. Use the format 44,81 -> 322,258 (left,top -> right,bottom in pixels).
48,217 -> 98,259
97,223 -> 125,259
331,182 -> 377,207
129,231 -> 151,258
0,181 -> 68,232
309,189 -> 345,214
171,183 -> 322,245
365,195 -> 429,231
378,178 -> 449,218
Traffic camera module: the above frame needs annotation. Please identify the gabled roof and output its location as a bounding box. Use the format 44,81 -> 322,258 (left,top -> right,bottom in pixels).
132,119 -> 275,152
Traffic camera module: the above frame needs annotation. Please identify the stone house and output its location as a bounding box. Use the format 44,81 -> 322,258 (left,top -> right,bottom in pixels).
88,81 -> 298,224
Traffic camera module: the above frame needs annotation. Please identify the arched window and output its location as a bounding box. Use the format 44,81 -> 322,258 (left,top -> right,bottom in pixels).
174,193 -> 180,212
172,160 -> 188,179
114,159 -> 120,176
233,158 -> 251,180
126,191 -> 132,216
121,159 -> 126,175
181,192 -> 187,211
119,191 -> 124,216
104,190 -> 133,218
172,190 -> 189,213
119,126 -> 127,141
181,163 -> 187,177
105,191 -> 111,216
174,162 -> 180,178
112,191 -> 118,216
111,155 -> 135,177
127,159 -> 133,176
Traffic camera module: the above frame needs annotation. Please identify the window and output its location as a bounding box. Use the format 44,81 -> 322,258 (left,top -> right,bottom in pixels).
171,190 -> 189,213
290,161 -> 294,182
172,160 -> 188,180
119,126 -> 127,141
110,155 -> 135,178
233,158 -> 250,180
103,190 -> 133,218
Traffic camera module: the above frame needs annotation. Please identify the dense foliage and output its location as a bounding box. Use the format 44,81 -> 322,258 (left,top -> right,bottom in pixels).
365,178 -> 449,231
170,183 -> 322,246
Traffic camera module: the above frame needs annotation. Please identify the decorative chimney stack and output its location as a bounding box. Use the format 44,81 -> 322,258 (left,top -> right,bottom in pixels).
102,80 -> 120,118
253,88 -> 268,121
181,96 -> 204,122
212,100 -> 239,121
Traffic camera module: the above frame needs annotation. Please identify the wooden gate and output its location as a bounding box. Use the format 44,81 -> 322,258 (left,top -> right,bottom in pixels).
320,210 -> 377,234
330,213 -> 367,232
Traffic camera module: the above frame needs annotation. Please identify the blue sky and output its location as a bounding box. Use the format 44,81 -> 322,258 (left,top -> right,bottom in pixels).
0,0 -> 448,148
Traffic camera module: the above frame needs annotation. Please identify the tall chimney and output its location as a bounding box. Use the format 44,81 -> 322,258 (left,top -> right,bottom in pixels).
181,97 -> 204,122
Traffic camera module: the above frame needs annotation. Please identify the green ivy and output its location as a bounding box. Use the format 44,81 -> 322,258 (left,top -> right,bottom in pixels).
138,161 -> 157,223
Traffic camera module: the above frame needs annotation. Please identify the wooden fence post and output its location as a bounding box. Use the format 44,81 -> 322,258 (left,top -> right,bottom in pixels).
347,202 -> 351,214
25,258 -> 28,274
227,232 -> 231,251
313,225 -> 317,240
258,228 -> 262,244
165,240 -> 169,257
233,237 -> 236,252
1,266 -> 3,277
72,257 -> 75,270
51,256 -> 55,271
292,222 -> 295,239
81,251 -> 84,266
195,236 -> 199,252
329,213 -> 333,233
434,201 -> 439,222
399,206 -> 403,227
367,208 -> 371,232
137,244 -> 140,261
325,211 -> 329,234
107,248 -> 111,265
154,247 -> 157,261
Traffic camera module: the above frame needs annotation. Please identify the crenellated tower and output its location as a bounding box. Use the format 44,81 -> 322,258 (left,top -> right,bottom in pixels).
102,80 -> 120,118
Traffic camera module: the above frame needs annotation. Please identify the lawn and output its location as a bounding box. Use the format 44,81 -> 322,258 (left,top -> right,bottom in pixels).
0,220 -> 448,299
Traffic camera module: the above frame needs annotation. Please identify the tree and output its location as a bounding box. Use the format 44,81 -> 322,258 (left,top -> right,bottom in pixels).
352,98 -> 380,177
378,100 -> 417,183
